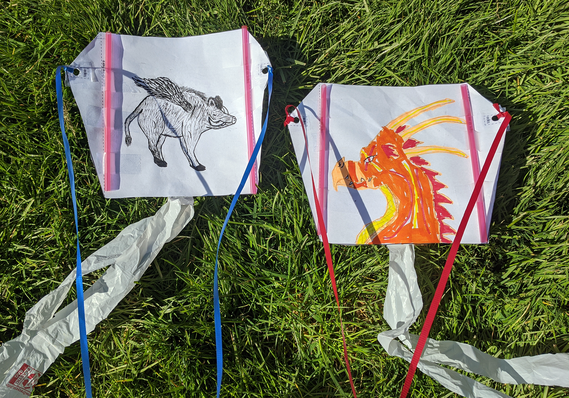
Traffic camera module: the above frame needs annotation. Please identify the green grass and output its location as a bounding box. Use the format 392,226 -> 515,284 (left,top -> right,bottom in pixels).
1,0 -> 568,396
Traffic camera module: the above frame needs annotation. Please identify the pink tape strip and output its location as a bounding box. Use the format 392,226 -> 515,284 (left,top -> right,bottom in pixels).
242,26 -> 256,194
461,83 -> 487,243
318,84 -> 329,236
104,32 -> 112,192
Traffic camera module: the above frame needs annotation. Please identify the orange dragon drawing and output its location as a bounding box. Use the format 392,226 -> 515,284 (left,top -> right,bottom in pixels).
332,99 -> 468,244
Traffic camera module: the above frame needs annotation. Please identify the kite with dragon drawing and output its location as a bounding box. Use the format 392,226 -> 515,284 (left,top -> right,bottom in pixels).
331,98 -> 467,244
283,83 -> 545,398
285,82 -> 569,398
287,83 -> 507,245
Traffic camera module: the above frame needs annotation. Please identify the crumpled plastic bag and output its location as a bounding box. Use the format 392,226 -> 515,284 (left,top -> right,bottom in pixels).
381,244 -> 569,397
0,197 -> 194,397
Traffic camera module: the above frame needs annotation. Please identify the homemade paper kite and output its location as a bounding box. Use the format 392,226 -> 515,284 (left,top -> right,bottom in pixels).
67,29 -> 271,197
286,84 -> 569,398
0,28 -> 273,398
287,83 -> 505,246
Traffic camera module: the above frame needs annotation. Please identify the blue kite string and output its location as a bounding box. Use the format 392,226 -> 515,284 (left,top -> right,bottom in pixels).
56,66 -> 93,398
214,66 -> 273,397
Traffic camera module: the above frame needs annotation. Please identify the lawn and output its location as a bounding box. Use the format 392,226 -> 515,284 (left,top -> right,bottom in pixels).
1,0 -> 568,396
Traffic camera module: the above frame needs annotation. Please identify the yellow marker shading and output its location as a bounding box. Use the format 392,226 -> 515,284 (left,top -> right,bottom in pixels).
405,145 -> 468,158
403,161 -> 420,229
400,116 -> 465,140
386,99 -> 455,130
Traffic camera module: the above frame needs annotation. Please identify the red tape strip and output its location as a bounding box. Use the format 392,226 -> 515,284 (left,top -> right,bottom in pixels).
285,105 -> 358,398
399,109 -> 511,398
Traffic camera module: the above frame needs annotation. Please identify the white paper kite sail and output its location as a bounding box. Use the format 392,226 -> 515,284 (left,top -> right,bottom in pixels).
67,29 -> 271,197
287,83 -> 506,245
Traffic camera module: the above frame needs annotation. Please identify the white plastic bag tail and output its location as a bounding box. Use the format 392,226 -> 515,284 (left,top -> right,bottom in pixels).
0,197 -> 194,397
380,244 -> 569,398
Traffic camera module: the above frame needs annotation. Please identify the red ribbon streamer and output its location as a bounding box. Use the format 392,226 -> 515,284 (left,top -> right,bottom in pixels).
285,105 -> 358,398
399,108 -> 511,398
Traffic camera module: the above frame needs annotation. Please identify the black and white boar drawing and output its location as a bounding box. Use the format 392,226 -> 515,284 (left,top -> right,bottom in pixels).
124,76 -> 236,171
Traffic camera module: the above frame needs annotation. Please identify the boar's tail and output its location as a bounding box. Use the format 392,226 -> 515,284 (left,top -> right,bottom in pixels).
124,102 -> 144,146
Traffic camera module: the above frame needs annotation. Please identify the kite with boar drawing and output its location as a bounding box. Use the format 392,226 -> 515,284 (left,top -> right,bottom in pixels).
332,99 -> 468,244
124,76 -> 236,171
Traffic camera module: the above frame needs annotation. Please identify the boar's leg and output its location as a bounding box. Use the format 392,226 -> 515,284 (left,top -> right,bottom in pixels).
151,134 -> 168,167
137,101 -> 169,167
178,132 -> 205,171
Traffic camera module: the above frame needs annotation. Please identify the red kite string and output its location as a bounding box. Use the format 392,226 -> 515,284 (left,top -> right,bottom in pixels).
285,105 -> 358,398
399,107 -> 511,397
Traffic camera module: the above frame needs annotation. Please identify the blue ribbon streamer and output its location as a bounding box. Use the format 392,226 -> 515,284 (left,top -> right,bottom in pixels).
56,66 -> 93,398
214,66 -> 273,397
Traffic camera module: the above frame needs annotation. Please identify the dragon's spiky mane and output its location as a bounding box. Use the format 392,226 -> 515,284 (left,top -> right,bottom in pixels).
406,147 -> 456,243
332,98 -> 467,244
